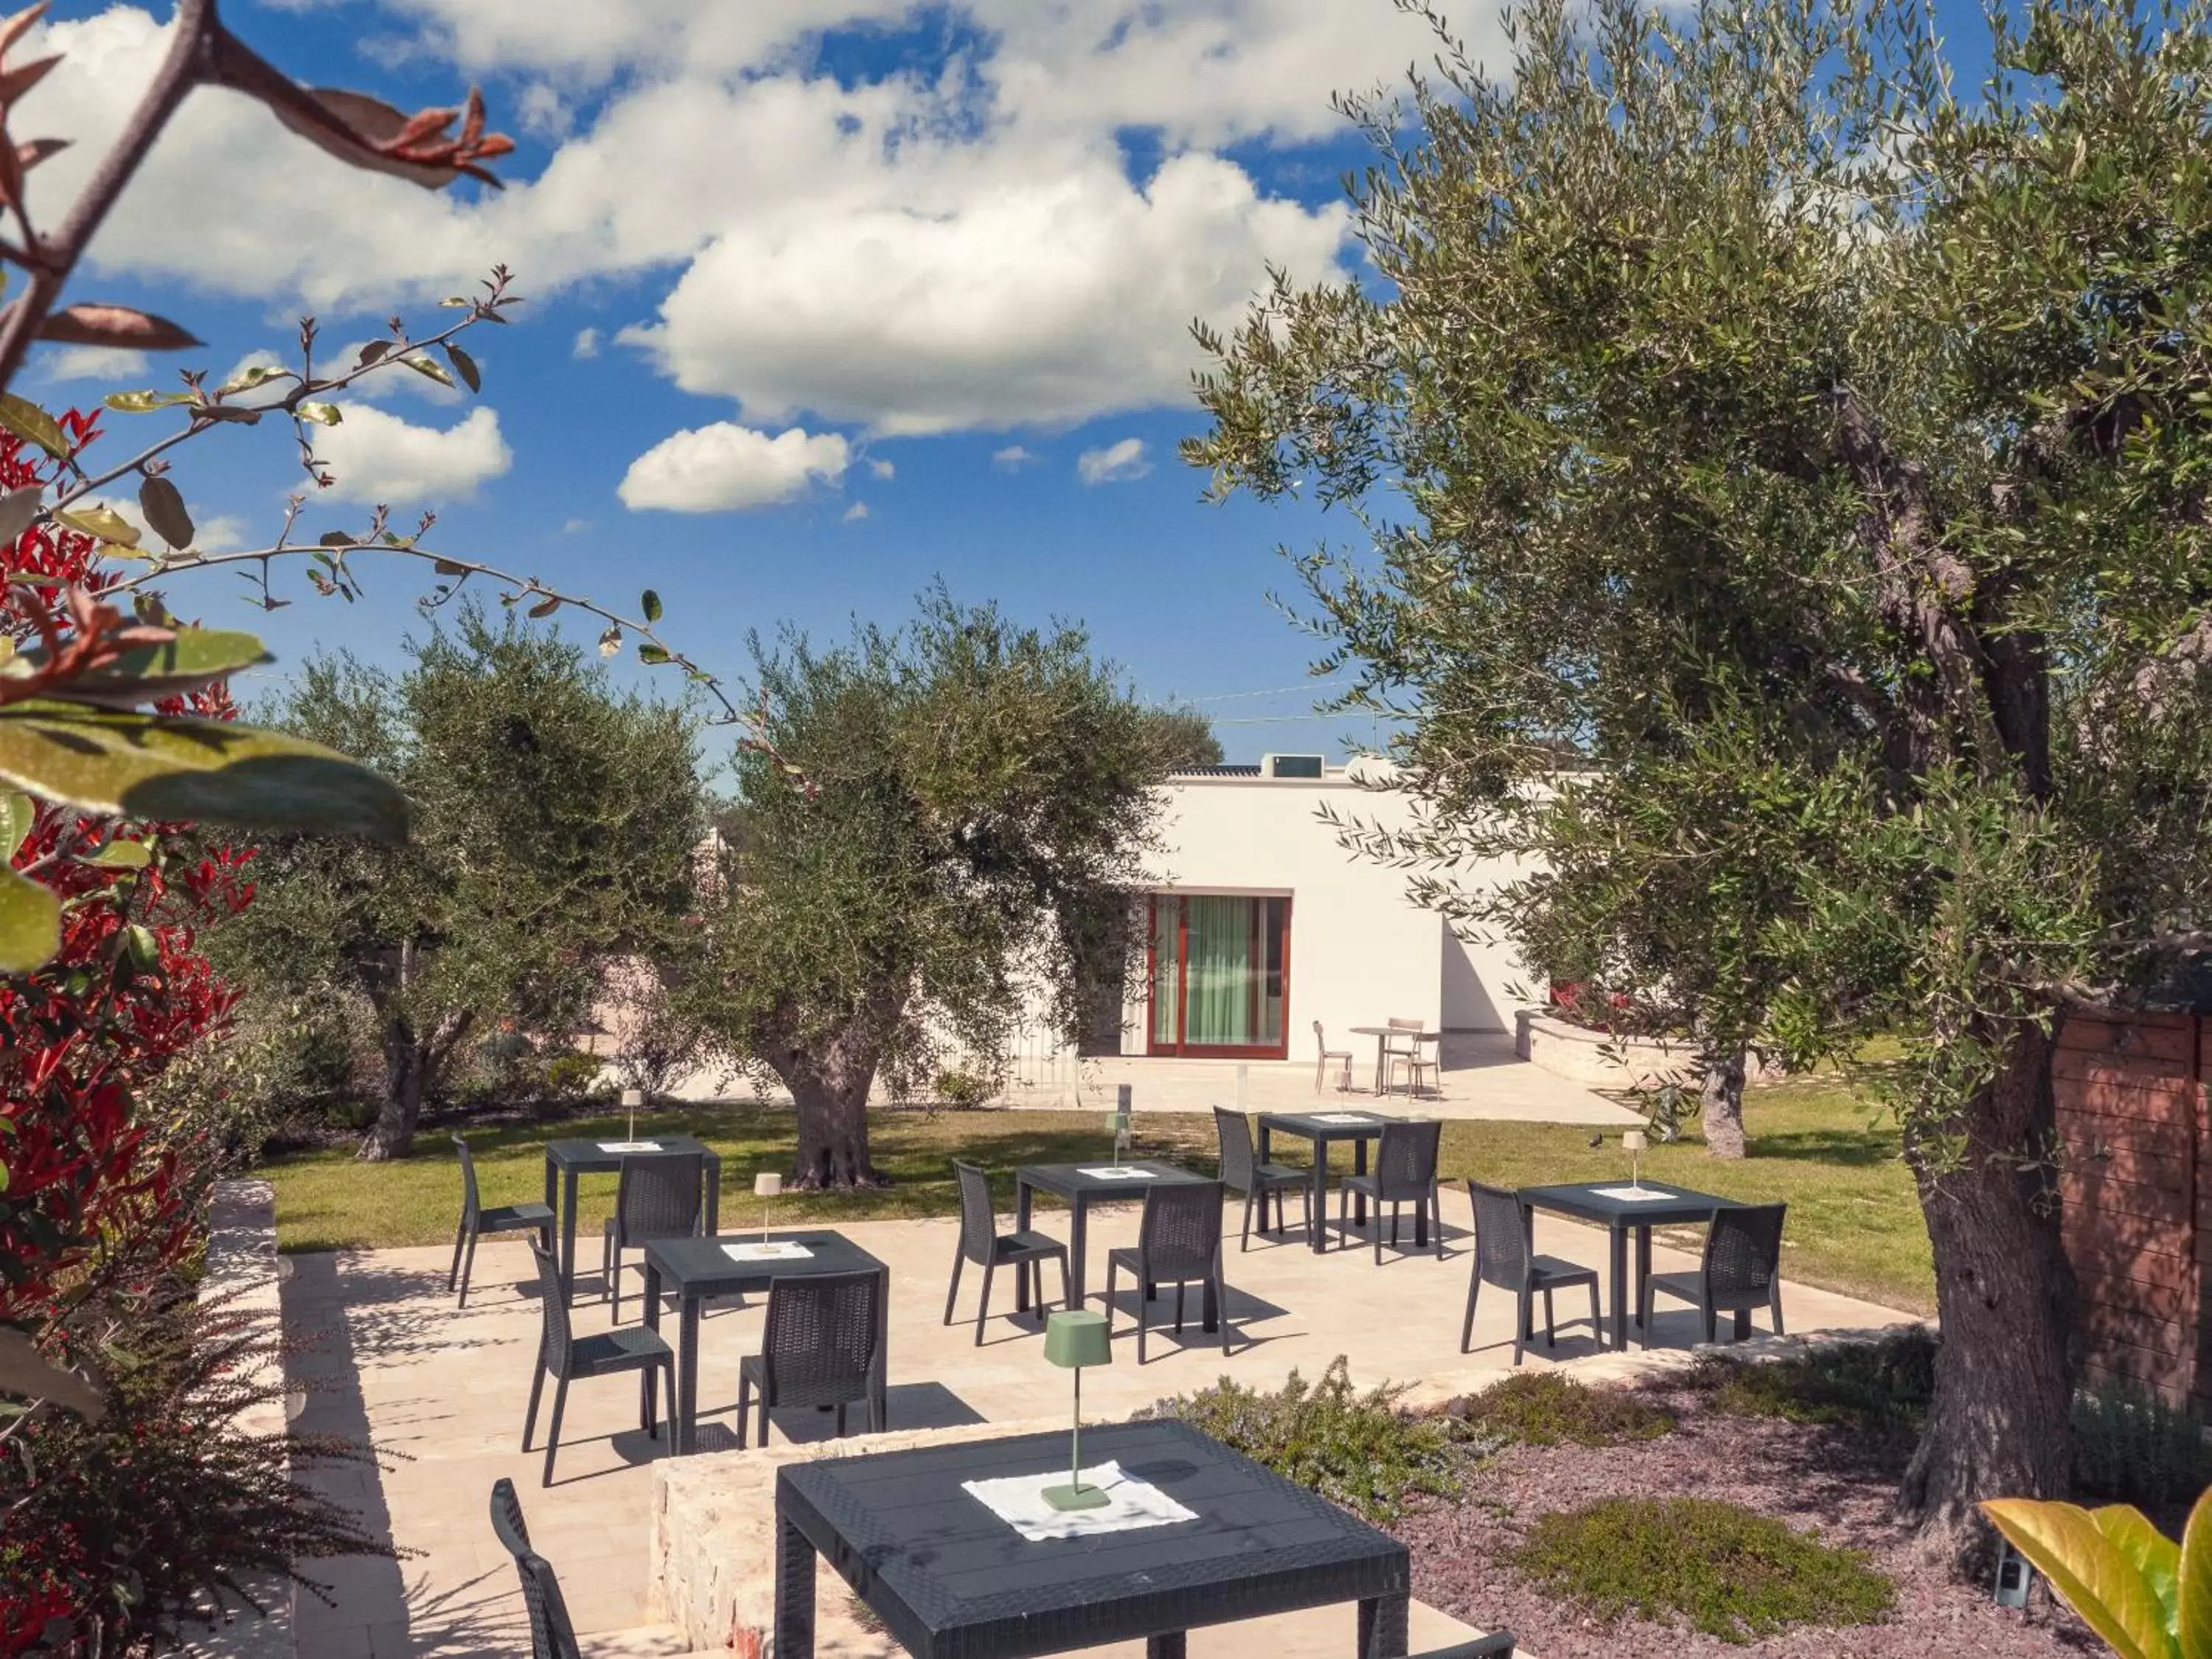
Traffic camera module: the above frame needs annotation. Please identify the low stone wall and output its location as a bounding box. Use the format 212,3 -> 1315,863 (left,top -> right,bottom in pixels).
1514,1009 -> 1781,1093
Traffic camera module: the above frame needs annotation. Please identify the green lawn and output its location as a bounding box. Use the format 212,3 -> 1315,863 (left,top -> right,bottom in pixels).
262,1075 -> 1933,1313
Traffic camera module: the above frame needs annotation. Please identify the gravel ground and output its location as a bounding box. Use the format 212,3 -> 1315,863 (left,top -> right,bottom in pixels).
1392,1382 -> 2104,1659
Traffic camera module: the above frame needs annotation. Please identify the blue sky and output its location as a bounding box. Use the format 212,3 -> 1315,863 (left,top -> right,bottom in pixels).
18,0 -> 1999,767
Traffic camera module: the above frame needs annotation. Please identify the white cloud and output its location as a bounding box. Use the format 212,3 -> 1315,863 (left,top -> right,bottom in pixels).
560,516 -> 590,533
1077,437 -> 1150,485
39,344 -> 150,382
842,501 -> 869,521
572,327 -> 600,360
618,422 -> 849,513
314,404 -> 512,504
992,445 -> 1037,467
866,457 -> 893,480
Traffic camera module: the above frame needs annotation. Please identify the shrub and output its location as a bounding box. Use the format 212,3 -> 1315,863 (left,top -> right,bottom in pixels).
1450,1372 -> 1674,1447
933,1068 -> 998,1110
1512,1497 -> 1896,1644
1694,1327 -> 1935,1431
540,1048 -> 606,1103
2071,1378 -> 2212,1508
1141,1357 -> 1471,1521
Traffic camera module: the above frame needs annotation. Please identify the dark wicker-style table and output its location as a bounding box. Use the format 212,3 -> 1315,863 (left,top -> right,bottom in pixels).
540,1134 -> 721,1307
773,1418 -> 1411,1659
1516,1180 -> 1734,1349
640,1228 -> 887,1455
1012,1160 -> 1211,1310
1255,1110 -> 1400,1254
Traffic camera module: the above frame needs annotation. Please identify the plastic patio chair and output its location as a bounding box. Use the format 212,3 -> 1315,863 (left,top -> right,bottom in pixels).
1312,1019 -> 1354,1095
448,1135 -> 554,1309
1214,1105 -> 1312,1250
1105,1180 -> 1234,1363
599,1150 -> 704,1322
1638,1202 -> 1788,1348
945,1161 -> 1070,1344
1338,1119 -> 1444,1263
738,1268 -> 885,1447
1463,1180 -> 1601,1365
488,1477 -> 582,1659
1381,1015 -> 1426,1095
1394,1638 -> 1516,1658
522,1241 -> 676,1486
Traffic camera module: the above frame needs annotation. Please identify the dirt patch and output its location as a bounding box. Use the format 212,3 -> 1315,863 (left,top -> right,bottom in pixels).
1394,1381 -> 2103,1658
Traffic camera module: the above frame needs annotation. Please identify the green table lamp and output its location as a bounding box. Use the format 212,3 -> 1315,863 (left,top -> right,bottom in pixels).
1041,1310 -> 1113,1511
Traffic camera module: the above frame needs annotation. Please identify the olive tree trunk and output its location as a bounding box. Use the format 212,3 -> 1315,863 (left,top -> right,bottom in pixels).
358,1007 -> 473,1162
1700,1047 -> 1748,1159
1897,1023 -> 2075,1557
762,987 -> 902,1189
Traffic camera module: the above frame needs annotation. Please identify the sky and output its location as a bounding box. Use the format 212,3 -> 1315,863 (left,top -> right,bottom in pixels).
15,0 -> 2000,767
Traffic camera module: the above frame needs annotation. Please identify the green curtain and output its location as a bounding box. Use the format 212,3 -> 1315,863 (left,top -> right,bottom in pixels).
1183,897 -> 1253,1046
1150,901 -> 1180,1046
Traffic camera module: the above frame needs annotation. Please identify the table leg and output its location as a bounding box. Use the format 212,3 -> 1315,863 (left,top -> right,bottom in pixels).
1734,1307 -> 1753,1340
1201,1273 -> 1219,1333
1147,1635 -> 1187,1659
1358,1593 -> 1410,1659
1373,1036 -> 1387,1095
1069,1197 -> 1090,1308
676,1293 -> 700,1455
559,1169 -> 580,1308
642,1263 -> 663,1440
773,1512 -> 817,1659
1013,1178 -> 1036,1312
1634,1226 -> 1652,1329
1310,1138 -> 1329,1254
1352,1137 -> 1370,1228
1610,1224 -> 1629,1350
703,1155 -> 721,1235
873,1265 -> 890,1430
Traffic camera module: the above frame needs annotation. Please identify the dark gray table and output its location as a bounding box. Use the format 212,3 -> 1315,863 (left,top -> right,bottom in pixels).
774,1418 -> 1411,1659
1517,1180 -> 1734,1349
1013,1160 -> 1211,1310
640,1228 -> 887,1455
1255,1110 -> 1401,1253
540,1134 -> 721,1307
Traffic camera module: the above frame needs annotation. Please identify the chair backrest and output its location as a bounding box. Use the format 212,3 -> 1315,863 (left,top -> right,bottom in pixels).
953,1161 -> 999,1265
760,1270 -> 882,1406
528,1242 -> 574,1373
489,1478 -> 582,1659
1384,1015 -> 1423,1054
453,1135 -> 482,1225
1373,1119 -> 1442,1198
613,1152 -> 704,1246
1311,1018 -> 1329,1052
1702,1203 -> 1787,1305
1137,1180 -> 1225,1280
1467,1180 -> 1531,1290
1213,1107 -> 1257,1190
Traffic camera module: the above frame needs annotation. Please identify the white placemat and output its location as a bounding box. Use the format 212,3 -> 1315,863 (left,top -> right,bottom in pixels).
1591,1186 -> 1675,1202
1078,1166 -> 1155,1180
1312,1113 -> 1375,1126
962,1461 -> 1198,1541
723,1240 -> 814,1262
597,1140 -> 663,1153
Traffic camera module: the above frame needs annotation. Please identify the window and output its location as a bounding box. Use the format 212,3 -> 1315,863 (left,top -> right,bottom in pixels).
1145,894 -> 1290,1058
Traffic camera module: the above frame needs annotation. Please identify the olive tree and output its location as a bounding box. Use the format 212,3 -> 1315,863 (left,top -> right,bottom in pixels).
1189,0 -> 2212,1548
695,591 -> 1171,1189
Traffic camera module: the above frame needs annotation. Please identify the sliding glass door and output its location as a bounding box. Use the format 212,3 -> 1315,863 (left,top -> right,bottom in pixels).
1145,894 -> 1290,1057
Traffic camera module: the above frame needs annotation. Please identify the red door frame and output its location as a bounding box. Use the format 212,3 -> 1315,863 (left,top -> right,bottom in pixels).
1143,894 -> 1292,1060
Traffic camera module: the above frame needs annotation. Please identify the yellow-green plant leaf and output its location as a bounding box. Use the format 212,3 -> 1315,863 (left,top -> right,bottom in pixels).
2177,1487 -> 2212,1659
0,790 -> 31,853
10,627 -> 271,706
0,862 -> 59,971
217,364 -> 283,396
2101,1505 -> 2184,1635
0,703 -> 408,842
443,341 -> 480,392
137,474 -> 194,549
0,1328 -> 102,1421
0,392 -> 70,459
296,401 -> 342,425
641,588 -> 663,623
83,839 -> 151,869
399,352 -> 453,389
103,389 -> 194,414
1985,1499 -> 2177,1659
0,484 -> 40,546
53,504 -> 140,548
637,641 -> 670,665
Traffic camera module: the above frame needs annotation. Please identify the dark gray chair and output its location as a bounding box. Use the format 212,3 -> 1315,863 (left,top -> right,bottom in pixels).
488,1478 -> 581,1659
599,1150 -> 705,1322
1340,1119 -> 1444,1262
1397,1638 -> 1515,1658
522,1242 -> 675,1486
1640,1202 -> 1788,1348
1105,1180 -> 1233,1363
1464,1180 -> 1601,1365
1214,1105 -> 1312,1250
738,1269 -> 884,1447
945,1161 -> 1070,1344
448,1135 -> 554,1309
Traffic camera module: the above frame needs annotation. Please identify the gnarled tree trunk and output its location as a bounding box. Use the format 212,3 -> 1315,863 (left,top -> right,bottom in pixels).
1700,1047 -> 1748,1159
358,1005 -> 473,1162
762,984 -> 902,1189
1897,1023 -> 2074,1557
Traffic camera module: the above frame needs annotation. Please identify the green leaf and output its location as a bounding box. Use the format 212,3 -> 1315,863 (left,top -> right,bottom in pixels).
0,791 -> 31,854
0,703 -> 408,842
103,390 -> 194,415
443,341 -> 480,393
83,839 -> 150,870
399,352 -> 453,389
9,627 -> 271,706
124,922 -> 158,972
217,364 -> 283,397
0,863 -> 58,972
0,393 -> 70,459
2100,1505 -> 2183,1637
296,401 -> 343,426
0,1327 -> 102,1421
637,642 -> 672,665
1984,1499 -> 2177,1659
641,588 -> 663,623
2177,1488 -> 2212,1659
52,504 -> 139,548
136,474 -> 194,549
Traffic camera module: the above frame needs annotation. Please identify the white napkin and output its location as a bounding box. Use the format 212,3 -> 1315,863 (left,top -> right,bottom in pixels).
1078,1166 -> 1154,1180
598,1140 -> 664,1152
723,1240 -> 813,1262
1591,1186 -> 1674,1202
1312,1113 -> 1375,1126
961,1460 -> 1198,1541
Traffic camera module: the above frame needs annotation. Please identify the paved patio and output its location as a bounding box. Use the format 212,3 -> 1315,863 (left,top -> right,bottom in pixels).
281,1197 -> 1913,1659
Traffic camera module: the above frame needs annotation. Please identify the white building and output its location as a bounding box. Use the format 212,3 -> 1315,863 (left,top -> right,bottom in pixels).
1089,754 -> 1533,1067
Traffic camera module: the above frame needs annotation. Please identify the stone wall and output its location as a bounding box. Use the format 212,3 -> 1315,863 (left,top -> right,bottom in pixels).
1514,1009 -> 1781,1092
